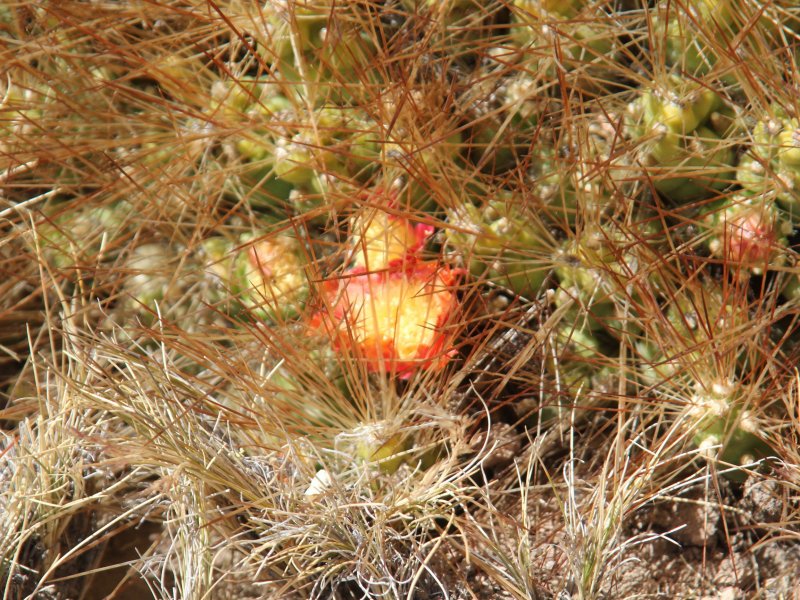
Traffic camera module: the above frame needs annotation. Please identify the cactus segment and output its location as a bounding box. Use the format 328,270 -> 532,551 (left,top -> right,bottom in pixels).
736,112 -> 800,218
689,381 -> 770,475
203,233 -> 309,322
663,15 -> 717,76
553,228 -> 641,332
651,127 -> 735,203
704,197 -> 790,276
261,1 -> 377,97
125,244 -> 167,309
271,108 -> 380,188
35,202 -> 132,272
513,0 -> 581,21
510,0 -> 620,88
445,200 -> 553,298
464,71 -> 545,173
626,78 -> 734,203
338,422 -> 412,474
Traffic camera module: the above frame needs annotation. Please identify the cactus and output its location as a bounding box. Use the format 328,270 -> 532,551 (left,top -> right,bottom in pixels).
689,380 -> 770,475
625,77 -> 735,203
662,14 -> 718,77
704,196 -> 791,277
737,110 -> 800,219
445,198 -> 555,298
547,319 -> 613,395
9,2 -> 800,597
35,202 -> 133,273
203,232 -> 309,322
261,1 -> 377,100
337,421 -> 412,474
510,0 -> 620,90
463,70 -> 546,174
270,107 -> 377,188
124,243 -> 179,315
553,225 -> 643,333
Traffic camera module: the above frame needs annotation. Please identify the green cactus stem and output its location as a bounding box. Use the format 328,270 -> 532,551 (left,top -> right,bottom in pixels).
511,1 -> 620,89
626,78 -> 735,203
445,199 -> 554,298
689,380 -> 770,478
736,109 -> 800,219
463,70 -> 546,173
262,1 -> 377,101
35,202 -> 132,273
553,227 -> 643,333
203,232 -> 309,322
272,107 -> 380,189
125,243 -> 177,314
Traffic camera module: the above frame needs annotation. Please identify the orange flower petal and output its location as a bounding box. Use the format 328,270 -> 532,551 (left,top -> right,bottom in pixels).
315,260 -> 460,377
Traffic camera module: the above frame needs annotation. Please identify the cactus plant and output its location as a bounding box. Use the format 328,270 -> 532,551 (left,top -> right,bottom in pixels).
445,197 -> 555,298
6,1 -> 800,598
704,196 -> 791,277
203,231 -> 309,322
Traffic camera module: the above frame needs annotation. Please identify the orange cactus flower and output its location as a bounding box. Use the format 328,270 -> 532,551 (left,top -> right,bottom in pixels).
313,260 -> 461,377
348,187 -> 434,271
349,207 -> 434,271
